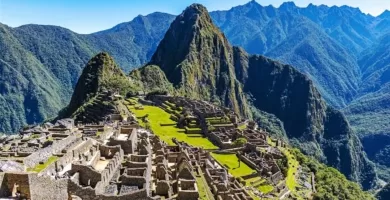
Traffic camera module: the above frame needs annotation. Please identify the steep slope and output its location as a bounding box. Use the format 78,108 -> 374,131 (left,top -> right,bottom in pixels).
0,13 -> 174,133
377,183 -> 390,200
131,4 -> 377,189
343,34 -> 390,173
375,10 -> 390,35
59,52 -> 133,122
86,12 -> 175,72
11,25 -> 95,101
299,3 -> 376,55
0,23 -> 63,132
267,19 -> 360,107
211,1 -> 364,108
146,4 -> 250,117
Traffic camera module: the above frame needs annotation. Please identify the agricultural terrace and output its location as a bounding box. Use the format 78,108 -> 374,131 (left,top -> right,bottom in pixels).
27,156 -> 58,173
281,148 -> 299,191
211,153 -> 274,194
128,103 -> 218,149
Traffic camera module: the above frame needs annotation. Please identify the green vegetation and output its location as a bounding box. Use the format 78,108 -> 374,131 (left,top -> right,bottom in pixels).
238,124 -> 247,130
60,52 -> 138,119
233,137 -> 247,147
27,156 -> 58,173
2,2 -> 384,193
196,175 -> 214,200
291,149 -> 375,200
30,134 -> 41,139
257,184 -> 274,194
281,148 -> 299,191
211,153 -> 255,177
0,13 -> 175,134
128,104 -> 217,149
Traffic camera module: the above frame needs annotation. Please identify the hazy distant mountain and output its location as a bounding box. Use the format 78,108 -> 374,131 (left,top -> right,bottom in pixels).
0,13 -> 174,133
344,33 -> 390,172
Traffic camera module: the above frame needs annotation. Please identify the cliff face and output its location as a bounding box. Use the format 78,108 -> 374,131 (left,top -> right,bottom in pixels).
130,4 -> 377,189
147,4 -> 250,117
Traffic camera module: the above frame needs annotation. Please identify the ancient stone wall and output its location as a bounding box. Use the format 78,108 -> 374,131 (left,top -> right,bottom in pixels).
68,180 -> 151,200
177,180 -> 199,200
4,173 -> 30,199
24,135 -> 77,168
71,164 -> 102,188
108,131 -> 137,154
99,145 -> 122,158
237,154 -> 260,172
0,173 -> 8,197
72,138 -> 94,160
29,173 -> 68,200
120,175 -> 146,188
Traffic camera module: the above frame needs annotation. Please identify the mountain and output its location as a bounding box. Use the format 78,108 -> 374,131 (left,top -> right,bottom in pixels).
130,4 -> 377,189
59,52 -> 136,123
344,34 -> 390,177
2,1 -> 389,133
210,1 -> 371,108
1,0 -> 389,186
377,183 -> 390,200
0,13 -> 175,133
0,23 -> 63,133
146,4 -> 250,117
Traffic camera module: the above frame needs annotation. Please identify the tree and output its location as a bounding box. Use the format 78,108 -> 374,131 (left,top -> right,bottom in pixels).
233,138 -> 247,147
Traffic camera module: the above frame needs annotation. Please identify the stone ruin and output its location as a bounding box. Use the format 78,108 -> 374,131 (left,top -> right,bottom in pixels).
0,94 -> 296,200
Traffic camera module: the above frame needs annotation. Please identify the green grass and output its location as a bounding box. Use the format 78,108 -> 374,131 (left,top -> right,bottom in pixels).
128,105 -> 217,149
211,153 -> 255,177
185,127 -> 202,131
27,156 -> 58,173
267,137 -> 276,147
281,148 -> 299,191
258,184 -> 274,194
238,124 -> 247,130
30,134 -> 41,139
211,153 -> 274,196
196,176 -> 213,200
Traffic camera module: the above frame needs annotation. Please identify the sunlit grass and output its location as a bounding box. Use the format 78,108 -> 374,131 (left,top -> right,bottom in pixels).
128,105 -> 217,149
27,156 -> 58,173
281,148 -> 299,191
211,153 -> 255,177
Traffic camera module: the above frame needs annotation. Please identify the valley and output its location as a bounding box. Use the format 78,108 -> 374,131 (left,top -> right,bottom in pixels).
1,0 -> 390,199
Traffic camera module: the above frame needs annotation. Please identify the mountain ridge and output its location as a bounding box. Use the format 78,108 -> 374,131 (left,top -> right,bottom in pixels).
130,3 -> 377,189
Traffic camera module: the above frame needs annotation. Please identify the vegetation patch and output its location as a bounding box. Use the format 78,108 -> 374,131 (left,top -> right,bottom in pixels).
128,104 -> 217,149
257,184 -> 274,194
211,153 -> 255,177
281,148 -> 299,191
27,156 -> 58,173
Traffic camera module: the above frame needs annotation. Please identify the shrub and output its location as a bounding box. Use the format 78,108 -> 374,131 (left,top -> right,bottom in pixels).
233,138 -> 248,147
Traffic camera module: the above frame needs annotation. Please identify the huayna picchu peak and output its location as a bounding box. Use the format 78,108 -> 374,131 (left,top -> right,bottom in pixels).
131,3 -> 377,190
1,1 -> 389,200
143,4 -> 250,118
59,52 -> 134,123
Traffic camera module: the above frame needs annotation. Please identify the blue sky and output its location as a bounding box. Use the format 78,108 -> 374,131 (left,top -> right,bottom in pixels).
0,0 -> 389,34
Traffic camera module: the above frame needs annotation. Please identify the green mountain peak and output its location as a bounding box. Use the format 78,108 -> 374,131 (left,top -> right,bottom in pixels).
59,52 -> 128,121
131,3 -> 377,189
